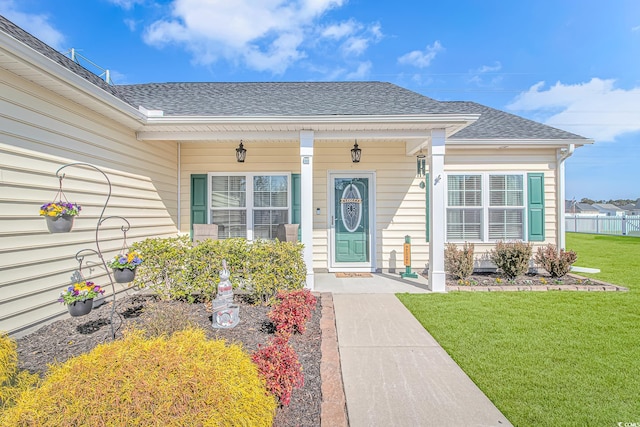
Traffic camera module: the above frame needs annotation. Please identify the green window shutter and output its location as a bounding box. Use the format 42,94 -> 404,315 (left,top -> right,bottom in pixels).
291,174 -> 301,240
190,174 -> 208,238
527,173 -> 545,241
424,173 -> 430,242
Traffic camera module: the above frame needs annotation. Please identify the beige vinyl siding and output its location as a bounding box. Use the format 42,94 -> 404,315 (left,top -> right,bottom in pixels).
444,148 -> 558,257
312,141 -> 427,272
0,71 -> 178,336
178,141 -> 301,234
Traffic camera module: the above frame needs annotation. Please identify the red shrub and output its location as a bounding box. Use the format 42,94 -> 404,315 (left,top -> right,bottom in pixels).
267,289 -> 317,338
251,336 -> 304,406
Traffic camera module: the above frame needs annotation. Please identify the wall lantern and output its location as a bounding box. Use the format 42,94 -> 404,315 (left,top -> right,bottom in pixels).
417,151 -> 426,177
351,141 -> 362,163
236,141 -> 247,163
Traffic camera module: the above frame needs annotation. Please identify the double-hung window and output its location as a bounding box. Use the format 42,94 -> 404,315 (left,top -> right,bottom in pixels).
447,175 -> 483,240
209,173 -> 290,240
488,175 -> 524,240
446,173 -> 525,241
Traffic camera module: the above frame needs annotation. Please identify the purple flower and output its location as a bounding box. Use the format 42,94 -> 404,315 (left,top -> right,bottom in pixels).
118,256 -> 128,264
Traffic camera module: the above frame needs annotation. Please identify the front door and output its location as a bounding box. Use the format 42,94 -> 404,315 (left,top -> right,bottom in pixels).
330,173 -> 374,271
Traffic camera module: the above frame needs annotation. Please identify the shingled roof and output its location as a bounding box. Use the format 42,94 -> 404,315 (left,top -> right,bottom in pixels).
0,15 -> 130,104
116,81 -> 454,116
1,14 -> 588,141
444,101 -> 585,140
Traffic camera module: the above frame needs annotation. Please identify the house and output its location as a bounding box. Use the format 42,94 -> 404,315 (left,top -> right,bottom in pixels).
592,203 -> 626,217
0,15 -> 593,336
621,199 -> 640,216
565,201 -> 600,215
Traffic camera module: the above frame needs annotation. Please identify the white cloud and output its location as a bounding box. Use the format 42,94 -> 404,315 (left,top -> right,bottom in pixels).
632,25 -> 640,32
507,78 -> 640,142
0,0 -> 66,50
397,41 -> 443,68
143,0 -> 357,74
345,61 -> 371,79
106,0 -> 145,10
124,19 -> 138,31
477,61 -> 502,73
322,20 -> 358,39
467,61 -> 503,87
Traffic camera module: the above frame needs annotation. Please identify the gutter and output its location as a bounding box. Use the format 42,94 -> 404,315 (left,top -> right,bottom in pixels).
557,143 -> 575,250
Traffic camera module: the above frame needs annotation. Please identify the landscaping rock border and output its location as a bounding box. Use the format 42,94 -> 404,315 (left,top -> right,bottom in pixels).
446,273 -> 628,292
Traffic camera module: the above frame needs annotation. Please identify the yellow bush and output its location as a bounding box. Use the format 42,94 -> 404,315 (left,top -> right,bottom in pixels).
1,328 -> 276,426
0,333 -> 38,411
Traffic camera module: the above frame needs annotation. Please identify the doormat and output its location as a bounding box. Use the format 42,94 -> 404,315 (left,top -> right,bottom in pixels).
335,272 -> 373,278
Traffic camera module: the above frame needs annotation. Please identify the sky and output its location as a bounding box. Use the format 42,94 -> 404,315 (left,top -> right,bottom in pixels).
1,0 -> 639,201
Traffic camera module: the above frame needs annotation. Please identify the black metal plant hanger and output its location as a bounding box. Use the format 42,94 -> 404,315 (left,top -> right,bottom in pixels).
56,163 -> 131,340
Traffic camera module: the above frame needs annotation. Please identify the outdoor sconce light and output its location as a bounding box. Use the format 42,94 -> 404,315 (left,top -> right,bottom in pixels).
351,141 -> 362,163
416,151 -> 426,177
236,141 -> 247,163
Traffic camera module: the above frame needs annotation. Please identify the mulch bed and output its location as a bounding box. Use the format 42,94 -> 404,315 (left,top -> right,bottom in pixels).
15,293 -> 322,427
444,272 -> 627,291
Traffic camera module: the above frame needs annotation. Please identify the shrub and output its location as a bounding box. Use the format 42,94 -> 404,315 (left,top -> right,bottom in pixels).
0,333 -> 39,410
1,329 -> 276,426
251,336 -> 304,406
186,238 -> 250,298
444,242 -> 475,280
268,289 -> 318,338
243,240 -> 307,304
130,235 -> 192,301
535,244 -> 578,278
135,301 -> 195,338
131,236 -> 306,304
489,240 -> 533,280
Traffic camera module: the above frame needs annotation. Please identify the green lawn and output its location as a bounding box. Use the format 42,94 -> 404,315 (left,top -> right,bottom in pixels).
398,233 -> 640,426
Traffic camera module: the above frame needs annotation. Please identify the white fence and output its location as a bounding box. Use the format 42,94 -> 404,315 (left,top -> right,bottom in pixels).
565,215 -> 640,236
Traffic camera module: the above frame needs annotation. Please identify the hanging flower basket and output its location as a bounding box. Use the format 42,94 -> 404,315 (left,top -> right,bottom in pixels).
59,281 -> 104,317
108,251 -> 143,283
67,299 -> 94,317
40,201 -> 81,233
113,267 -> 136,283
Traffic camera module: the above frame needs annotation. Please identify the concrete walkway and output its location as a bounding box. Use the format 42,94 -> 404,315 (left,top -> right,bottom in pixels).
319,274 -> 512,426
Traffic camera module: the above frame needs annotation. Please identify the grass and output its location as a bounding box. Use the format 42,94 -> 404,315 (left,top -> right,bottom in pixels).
398,233 -> 640,426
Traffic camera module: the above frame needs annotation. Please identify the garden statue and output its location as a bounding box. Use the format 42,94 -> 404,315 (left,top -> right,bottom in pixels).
212,259 -> 239,328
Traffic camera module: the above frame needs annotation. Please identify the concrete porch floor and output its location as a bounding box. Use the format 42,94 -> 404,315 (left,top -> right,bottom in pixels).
314,272 -> 431,294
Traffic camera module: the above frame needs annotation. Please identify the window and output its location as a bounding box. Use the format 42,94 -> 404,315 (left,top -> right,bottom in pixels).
447,175 -> 482,240
210,173 -> 289,240
446,173 -> 525,241
488,175 -> 524,240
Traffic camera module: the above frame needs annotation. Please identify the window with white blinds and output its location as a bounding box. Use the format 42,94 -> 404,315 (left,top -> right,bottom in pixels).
210,173 -> 290,240
446,173 -> 525,241
447,175 -> 482,240
489,175 -> 524,240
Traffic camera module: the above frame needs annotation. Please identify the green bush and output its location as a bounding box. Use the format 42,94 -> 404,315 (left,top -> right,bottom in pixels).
444,242 -> 475,280
1,329 -> 276,426
186,238 -> 250,297
489,240 -> 533,280
0,333 -> 39,410
130,235 -> 192,301
244,240 -> 307,304
535,244 -> 578,278
131,236 -> 306,304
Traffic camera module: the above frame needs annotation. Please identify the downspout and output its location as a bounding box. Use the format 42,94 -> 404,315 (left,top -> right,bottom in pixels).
177,142 -> 181,233
557,144 -> 575,249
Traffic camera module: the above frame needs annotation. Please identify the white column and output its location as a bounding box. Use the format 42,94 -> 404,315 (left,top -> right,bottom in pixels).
428,128 -> 447,292
300,131 -> 315,289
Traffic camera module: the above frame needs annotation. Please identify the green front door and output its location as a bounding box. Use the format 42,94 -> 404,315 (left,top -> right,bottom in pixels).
333,176 -> 370,264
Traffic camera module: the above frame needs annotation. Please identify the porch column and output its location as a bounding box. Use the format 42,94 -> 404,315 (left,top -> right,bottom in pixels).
428,128 -> 447,292
300,130 -> 314,289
